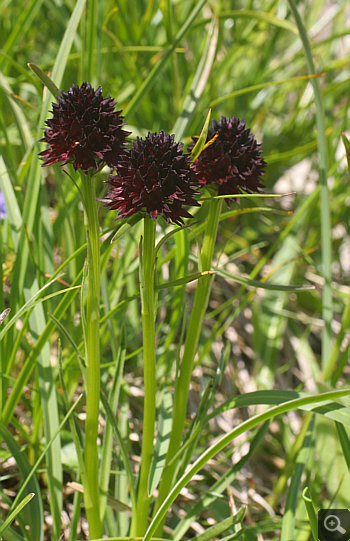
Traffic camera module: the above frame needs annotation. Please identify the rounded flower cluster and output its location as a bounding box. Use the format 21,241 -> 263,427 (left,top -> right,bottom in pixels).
40,82 -> 266,223
188,116 -> 266,197
40,82 -> 129,174
104,131 -> 200,225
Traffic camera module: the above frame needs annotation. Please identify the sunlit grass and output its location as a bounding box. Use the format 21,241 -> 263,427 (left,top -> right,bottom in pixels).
0,1 -> 350,540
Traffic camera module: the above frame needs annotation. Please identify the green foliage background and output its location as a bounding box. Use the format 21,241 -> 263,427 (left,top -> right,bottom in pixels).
0,1 -> 349,540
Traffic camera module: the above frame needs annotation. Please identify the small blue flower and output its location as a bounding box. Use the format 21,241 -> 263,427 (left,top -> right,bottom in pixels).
0,192 -> 6,220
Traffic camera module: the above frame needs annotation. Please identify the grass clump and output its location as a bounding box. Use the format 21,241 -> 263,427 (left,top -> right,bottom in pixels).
0,1 -> 349,540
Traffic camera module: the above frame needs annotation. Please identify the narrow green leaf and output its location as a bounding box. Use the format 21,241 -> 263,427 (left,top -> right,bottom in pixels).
216,267 -> 314,292
148,390 -> 173,495
4,7 -> 87,531
190,109 -> 212,162
315,415 -> 350,507
0,494 -> 35,538
10,0 -> 87,307
341,131 -> 350,172
173,422 -> 269,540
157,270 -> 215,290
48,313 -> 85,365
27,63 -> 60,97
211,192 -> 295,199
175,348 -> 228,477
0,519 -> 25,541
86,0 -> 98,81
1,0 -> 45,59
210,72 -> 323,107
9,394 -> 83,513
100,391 -> 137,512
68,489 -> 82,541
124,0 -> 207,116
100,331 -> 127,521
208,389 -> 350,427
335,421 -> 350,471
0,423 -> 43,541
173,13 -> 218,140
0,275 -> 65,341
1,270 -> 83,424
143,389 -> 350,540
0,74 -> 33,149
155,220 -> 199,256
57,340 -> 86,479
72,538 -> 169,541
323,292 -> 350,382
191,508 -> 246,541
281,414 -> 314,541
288,0 -> 332,368
302,487 -> 319,541
216,9 -> 298,34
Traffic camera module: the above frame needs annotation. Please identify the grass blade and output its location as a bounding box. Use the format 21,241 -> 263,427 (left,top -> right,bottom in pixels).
100,391 -> 137,513
191,508 -> 246,541
0,494 -> 35,538
172,422 -> 269,540
27,63 -> 60,97
143,389 -> 350,540
190,109 -> 212,162
1,0 -> 44,62
124,0 -> 208,116
210,72 -> 324,107
1,271 -> 82,424
288,0 -> 332,369
148,390 -> 173,496
9,394 -> 83,511
302,487 -> 319,541
99,334 -> 127,521
280,414 -> 314,541
0,423 -> 43,541
172,13 -> 218,140
335,421 -> 350,470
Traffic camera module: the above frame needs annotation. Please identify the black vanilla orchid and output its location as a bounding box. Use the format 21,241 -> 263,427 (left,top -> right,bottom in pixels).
104,131 -> 200,225
40,82 -> 129,174
188,116 -> 266,197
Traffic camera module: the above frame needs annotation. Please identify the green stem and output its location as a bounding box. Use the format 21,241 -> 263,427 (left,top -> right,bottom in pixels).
80,172 -> 102,539
130,216 -> 157,536
153,198 -> 222,530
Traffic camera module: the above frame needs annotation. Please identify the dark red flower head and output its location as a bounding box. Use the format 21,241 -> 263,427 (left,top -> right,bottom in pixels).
39,82 -> 129,174
104,131 -> 200,225
188,116 -> 266,197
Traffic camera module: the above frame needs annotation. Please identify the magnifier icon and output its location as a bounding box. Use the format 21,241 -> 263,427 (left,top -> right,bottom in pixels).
324,514 -> 346,534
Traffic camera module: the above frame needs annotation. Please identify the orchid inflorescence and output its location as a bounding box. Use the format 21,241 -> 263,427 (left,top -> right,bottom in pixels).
39,81 -> 267,539
40,82 -> 266,222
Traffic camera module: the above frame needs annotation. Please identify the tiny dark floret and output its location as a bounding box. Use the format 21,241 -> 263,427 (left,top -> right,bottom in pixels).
104,131 -> 199,225
188,116 -> 266,198
39,82 -> 129,174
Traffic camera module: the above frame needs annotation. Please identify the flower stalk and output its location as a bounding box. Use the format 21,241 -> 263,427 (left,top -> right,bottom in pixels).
154,197 -> 223,527
130,216 -> 157,536
80,171 -> 102,539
